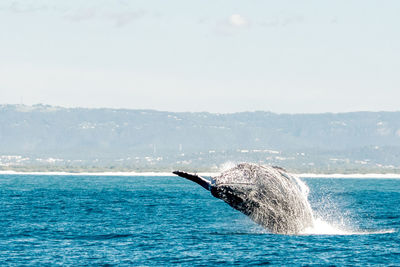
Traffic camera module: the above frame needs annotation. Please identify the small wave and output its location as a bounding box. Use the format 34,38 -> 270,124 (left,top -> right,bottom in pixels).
67,233 -> 133,240
300,218 -> 396,236
210,231 -> 267,236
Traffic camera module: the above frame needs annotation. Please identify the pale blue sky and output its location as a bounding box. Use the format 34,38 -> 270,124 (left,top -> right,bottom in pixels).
1,0 -> 399,113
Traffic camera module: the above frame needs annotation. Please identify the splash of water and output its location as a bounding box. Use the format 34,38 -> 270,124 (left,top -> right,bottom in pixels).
296,177 -> 395,236
219,162 -> 236,173
301,218 -> 395,235
301,218 -> 352,235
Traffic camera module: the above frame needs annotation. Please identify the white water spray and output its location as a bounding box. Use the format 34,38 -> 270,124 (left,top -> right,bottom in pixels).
294,176 -> 395,236
219,162 -> 237,173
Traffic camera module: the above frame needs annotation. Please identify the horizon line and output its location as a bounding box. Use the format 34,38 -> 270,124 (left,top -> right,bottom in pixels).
1,103 -> 400,116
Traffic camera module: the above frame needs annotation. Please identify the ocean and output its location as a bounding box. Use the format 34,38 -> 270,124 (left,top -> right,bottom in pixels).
0,174 -> 399,266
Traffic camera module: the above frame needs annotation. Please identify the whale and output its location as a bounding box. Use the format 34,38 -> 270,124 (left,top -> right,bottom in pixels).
173,163 -> 314,234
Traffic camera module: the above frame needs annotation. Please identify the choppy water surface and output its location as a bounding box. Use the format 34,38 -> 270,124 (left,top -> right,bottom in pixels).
0,175 -> 399,265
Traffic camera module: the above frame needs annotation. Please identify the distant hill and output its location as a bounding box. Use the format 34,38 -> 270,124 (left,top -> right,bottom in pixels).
1,104 -> 399,173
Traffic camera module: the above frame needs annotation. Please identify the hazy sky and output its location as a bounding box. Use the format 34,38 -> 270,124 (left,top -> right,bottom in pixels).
1,0 -> 399,113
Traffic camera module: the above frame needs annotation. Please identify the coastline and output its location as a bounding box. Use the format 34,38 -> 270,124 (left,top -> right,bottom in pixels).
296,173 -> 400,179
1,170 -> 400,178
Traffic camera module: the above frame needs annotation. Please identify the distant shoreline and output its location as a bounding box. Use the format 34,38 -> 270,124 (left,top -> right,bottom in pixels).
1,170 -> 400,178
296,173 -> 400,179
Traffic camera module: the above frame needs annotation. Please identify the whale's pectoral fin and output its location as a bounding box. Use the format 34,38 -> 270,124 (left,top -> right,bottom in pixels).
173,171 -> 211,191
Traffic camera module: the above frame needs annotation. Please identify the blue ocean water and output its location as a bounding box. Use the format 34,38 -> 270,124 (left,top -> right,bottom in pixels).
0,175 -> 399,266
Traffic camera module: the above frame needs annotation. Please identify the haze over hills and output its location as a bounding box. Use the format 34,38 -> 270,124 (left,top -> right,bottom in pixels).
1,104 -> 400,173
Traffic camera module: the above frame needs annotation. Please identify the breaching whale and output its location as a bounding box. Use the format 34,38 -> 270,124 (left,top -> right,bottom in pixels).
173,163 -> 314,235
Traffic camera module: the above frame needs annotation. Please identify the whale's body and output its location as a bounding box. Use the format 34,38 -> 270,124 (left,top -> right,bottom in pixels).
173,163 -> 314,234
